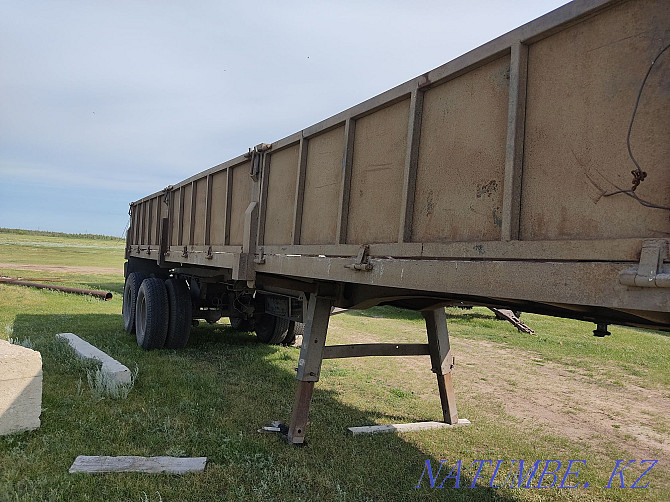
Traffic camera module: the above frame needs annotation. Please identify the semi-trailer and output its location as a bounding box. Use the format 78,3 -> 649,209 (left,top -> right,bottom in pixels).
123,0 -> 669,443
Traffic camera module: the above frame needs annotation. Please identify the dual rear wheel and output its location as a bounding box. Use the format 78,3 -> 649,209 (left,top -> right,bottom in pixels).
124,273 -> 299,349
124,273 -> 191,350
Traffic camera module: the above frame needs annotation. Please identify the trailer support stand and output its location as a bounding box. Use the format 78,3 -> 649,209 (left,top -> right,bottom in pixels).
287,294 -> 334,444
423,308 -> 458,424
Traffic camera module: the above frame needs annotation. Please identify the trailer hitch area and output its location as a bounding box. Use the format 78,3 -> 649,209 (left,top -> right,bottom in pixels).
345,245 -> 373,271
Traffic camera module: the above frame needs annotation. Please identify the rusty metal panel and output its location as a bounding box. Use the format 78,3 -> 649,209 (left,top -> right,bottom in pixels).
264,144 -> 300,245
229,162 -> 251,246
520,0 -> 670,241
209,170 -> 228,246
412,56 -> 510,243
193,178 -> 207,245
347,99 -> 410,244
300,126 -> 346,245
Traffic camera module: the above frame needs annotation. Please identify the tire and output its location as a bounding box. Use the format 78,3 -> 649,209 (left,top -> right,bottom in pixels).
123,272 -> 146,334
254,314 -> 291,344
135,278 -> 169,350
283,321 -> 304,346
164,278 -> 192,349
230,317 -> 253,331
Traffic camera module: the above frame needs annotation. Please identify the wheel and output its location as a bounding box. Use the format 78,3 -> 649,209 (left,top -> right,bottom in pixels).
230,317 -> 253,331
123,272 -> 146,334
135,278 -> 169,350
283,321 -> 304,346
164,278 -> 192,349
254,314 -> 291,344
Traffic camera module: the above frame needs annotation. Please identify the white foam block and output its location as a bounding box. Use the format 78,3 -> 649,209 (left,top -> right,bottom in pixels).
349,419 -> 470,435
69,456 -> 207,474
56,333 -> 131,384
0,340 -> 42,435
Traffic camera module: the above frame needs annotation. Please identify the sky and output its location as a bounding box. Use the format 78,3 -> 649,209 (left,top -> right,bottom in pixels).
1,0 -> 569,237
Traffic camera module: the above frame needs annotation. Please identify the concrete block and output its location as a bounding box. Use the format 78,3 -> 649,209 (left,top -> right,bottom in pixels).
69,456 -> 207,474
56,333 -> 131,384
0,339 -> 42,435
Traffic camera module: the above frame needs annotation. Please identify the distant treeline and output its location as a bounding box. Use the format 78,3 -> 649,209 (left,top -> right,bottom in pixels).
0,228 -> 124,241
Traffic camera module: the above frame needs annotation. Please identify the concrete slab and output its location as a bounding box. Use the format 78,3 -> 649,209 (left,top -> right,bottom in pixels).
348,419 -> 470,435
69,455 -> 207,474
56,333 -> 131,384
0,339 -> 42,435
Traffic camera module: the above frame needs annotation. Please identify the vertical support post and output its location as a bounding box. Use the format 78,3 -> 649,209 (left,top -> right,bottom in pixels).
399,87 -> 424,243
166,190 -> 174,251
155,195 -> 162,246
257,154 -> 271,247
501,42 -> 529,241
224,168 -> 233,246
287,294 -> 334,444
178,186 -> 185,246
147,199 -> 154,246
336,118 -> 355,244
292,135 -> 308,245
189,181 -> 197,246
422,308 -> 458,425
204,174 -> 213,246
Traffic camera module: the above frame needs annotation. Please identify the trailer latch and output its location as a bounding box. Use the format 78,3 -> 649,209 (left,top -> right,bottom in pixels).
246,143 -> 272,181
619,239 -> 669,288
345,245 -> 373,271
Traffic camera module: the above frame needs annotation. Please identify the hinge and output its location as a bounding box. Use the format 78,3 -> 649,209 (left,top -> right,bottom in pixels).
254,246 -> 266,265
345,244 -> 373,271
619,239 -> 669,288
206,246 -> 213,260
182,246 -> 188,258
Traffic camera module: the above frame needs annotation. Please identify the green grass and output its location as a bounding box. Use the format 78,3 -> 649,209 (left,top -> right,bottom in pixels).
0,230 -> 668,501
0,232 -> 125,270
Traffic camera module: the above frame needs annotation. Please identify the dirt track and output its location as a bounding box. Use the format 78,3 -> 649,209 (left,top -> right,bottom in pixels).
330,323 -> 670,478
0,263 -> 122,276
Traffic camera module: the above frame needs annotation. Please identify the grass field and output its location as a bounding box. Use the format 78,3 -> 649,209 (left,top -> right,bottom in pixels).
0,230 -> 668,501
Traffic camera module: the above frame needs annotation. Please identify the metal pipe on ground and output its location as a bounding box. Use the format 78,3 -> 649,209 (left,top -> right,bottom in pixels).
0,277 -> 113,301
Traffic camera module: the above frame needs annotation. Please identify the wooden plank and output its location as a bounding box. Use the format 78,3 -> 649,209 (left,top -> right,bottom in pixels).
322,343 -> 430,359
292,136 -> 308,245
423,308 -> 453,375
348,419 -> 470,435
399,88 -> 424,243
336,118 -> 355,244
436,373 -> 459,424
501,42 -> 528,241
68,456 -> 207,474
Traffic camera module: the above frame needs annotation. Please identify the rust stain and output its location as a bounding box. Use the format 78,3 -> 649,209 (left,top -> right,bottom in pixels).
418,72 -> 432,89
477,180 -> 499,198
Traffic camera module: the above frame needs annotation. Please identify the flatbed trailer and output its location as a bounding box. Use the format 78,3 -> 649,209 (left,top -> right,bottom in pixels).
124,0 -> 669,443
